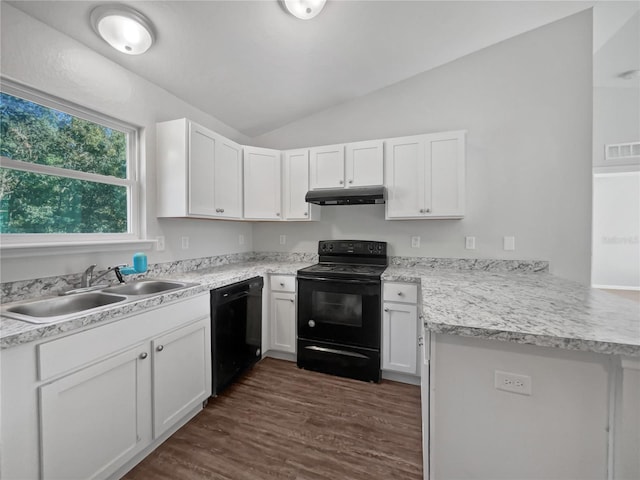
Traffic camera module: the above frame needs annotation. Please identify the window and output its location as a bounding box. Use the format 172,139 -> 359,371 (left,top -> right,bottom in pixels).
0,81 -> 139,246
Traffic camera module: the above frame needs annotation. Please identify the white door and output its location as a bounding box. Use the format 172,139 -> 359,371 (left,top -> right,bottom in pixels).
39,344 -> 151,480
385,135 -> 427,219
271,292 -> 296,353
188,123 -> 217,217
284,149 -> 312,220
244,146 -> 282,219
427,131 -> 465,217
346,140 -> 384,187
309,144 -> 345,189
214,136 -> 243,219
152,319 -> 210,438
382,302 -> 418,374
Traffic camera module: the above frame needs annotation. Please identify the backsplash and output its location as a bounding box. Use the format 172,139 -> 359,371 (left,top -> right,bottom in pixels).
1,252 -> 546,303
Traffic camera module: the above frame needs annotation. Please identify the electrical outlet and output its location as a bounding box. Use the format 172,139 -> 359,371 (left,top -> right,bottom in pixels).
495,370 -> 532,395
411,236 -> 421,248
503,236 -> 516,251
181,236 -> 189,250
465,236 -> 476,250
239,234 -> 245,245
279,235 -> 286,245
156,236 -> 165,252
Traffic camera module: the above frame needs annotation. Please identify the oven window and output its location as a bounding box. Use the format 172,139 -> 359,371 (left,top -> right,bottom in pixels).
311,291 -> 362,327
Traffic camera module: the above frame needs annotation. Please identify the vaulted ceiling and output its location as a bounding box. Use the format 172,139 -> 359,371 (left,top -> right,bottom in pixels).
8,1 -> 618,138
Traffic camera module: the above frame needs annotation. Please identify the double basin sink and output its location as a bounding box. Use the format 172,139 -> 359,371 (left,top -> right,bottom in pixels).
2,279 -> 198,324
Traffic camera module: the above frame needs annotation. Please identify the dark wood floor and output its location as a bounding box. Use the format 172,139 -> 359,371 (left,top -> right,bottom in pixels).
124,358 -> 423,480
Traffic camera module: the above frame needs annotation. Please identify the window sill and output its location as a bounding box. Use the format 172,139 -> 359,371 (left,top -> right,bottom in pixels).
0,239 -> 156,259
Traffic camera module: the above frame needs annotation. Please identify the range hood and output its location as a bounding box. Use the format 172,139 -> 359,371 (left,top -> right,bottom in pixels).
305,186 -> 386,205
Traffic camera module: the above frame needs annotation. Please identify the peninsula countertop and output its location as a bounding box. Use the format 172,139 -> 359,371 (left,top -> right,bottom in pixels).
384,266 -> 640,356
2,261 -> 639,356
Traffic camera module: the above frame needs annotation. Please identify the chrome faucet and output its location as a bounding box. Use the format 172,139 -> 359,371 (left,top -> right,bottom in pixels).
81,264 -> 126,288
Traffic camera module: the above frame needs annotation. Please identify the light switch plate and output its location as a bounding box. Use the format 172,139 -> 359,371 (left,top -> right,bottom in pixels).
279,235 -> 286,245
239,234 -> 245,245
181,236 -> 189,250
411,236 -> 421,248
156,236 -> 165,252
465,236 -> 476,250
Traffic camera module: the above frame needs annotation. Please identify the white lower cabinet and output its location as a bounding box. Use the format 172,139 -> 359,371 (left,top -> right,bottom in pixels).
269,275 -> 296,355
1,294 -> 211,480
382,282 -> 420,376
40,343 -> 151,480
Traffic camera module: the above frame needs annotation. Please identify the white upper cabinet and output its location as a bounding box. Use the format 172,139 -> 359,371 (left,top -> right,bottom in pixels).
283,149 -> 319,221
309,140 -> 384,190
345,139 -> 384,187
385,131 -> 465,219
156,118 -> 243,219
244,146 -> 282,220
309,144 -> 345,189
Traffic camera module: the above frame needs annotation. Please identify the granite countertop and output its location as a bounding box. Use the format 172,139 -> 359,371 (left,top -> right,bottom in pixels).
384,266 -> 640,356
0,261 -> 311,349
2,260 -> 639,357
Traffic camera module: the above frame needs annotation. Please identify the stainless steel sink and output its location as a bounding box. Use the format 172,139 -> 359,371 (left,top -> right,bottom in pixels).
1,279 -> 198,325
101,279 -> 188,296
3,292 -> 127,324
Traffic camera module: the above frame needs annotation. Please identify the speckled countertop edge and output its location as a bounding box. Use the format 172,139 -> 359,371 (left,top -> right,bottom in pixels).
2,261 -> 639,357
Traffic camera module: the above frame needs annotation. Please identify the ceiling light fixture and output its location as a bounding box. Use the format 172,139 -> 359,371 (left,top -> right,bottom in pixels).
281,0 -> 327,20
90,4 -> 155,55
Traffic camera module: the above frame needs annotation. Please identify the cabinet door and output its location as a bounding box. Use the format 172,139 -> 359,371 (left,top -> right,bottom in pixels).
271,292 -> 296,353
346,140 -> 383,187
40,343 -> 151,480
426,131 -> 465,217
152,318 -> 211,438
214,136 -> 243,218
309,144 -> 345,189
382,302 -> 418,374
244,146 -> 282,220
384,135 -> 427,219
188,123 -> 217,217
283,149 -> 312,220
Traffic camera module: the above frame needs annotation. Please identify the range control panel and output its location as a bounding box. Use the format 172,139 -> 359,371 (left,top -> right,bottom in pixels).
318,240 -> 387,256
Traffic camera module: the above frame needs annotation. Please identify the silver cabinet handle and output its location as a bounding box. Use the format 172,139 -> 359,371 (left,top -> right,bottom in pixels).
339,180 -> 344,185
308,319 -> 316,327
290,299 -> 294,303
384,308 -> 389,312
276,212 -> 280,217
280,282 -> 285,287
139,352 -> 148,360
418,337 -> 424,347
426,208 -> 430,213
348,179 -> 353,184
221,208 -> 225,213
420,209 -> 425,213
304,211 -> 308,216
156,345 -> 164,352
397,292 -> 404,296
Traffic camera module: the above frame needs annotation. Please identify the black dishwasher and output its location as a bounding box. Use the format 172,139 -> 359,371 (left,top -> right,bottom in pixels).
210,276 -> 263,396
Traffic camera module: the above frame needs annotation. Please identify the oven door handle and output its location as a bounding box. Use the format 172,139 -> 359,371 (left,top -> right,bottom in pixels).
304,345 -> 370,359
298,276 -> 380,285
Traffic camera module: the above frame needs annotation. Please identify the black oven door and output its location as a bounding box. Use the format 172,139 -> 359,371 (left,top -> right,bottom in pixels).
297,277 -> 381,349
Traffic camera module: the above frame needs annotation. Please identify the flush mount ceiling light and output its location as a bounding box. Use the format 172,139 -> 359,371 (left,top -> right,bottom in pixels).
90,4 -> 155,55
281,0 -> 327,20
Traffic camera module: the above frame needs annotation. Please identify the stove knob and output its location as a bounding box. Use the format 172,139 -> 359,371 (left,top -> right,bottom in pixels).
308,320 -> 316,328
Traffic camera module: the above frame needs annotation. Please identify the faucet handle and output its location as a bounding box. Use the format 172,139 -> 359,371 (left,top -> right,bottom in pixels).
81,264 -> 98,288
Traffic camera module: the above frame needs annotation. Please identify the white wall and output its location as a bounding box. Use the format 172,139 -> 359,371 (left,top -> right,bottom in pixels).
252,10 -> 594,284
0,4 -> 253,282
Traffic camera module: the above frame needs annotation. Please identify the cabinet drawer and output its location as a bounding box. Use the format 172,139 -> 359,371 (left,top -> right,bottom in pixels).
271,275 -> 296,293
37,294 -> 209,381
383,282 -> 418,304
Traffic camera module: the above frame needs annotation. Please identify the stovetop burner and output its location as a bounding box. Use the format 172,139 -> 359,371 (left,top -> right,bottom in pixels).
297,240 -> 388,280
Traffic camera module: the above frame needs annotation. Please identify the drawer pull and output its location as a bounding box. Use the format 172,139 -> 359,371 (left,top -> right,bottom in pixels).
397,292 -> 404,296
384,308 -> 389,312
290,299 -> 294,303
139,352 -> 148,360
156,345 -> 164,352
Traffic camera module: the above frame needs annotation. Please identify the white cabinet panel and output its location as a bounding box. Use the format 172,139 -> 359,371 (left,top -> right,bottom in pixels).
271,291 -> 296,354
309,144 -> 345,189
189,124 -> 217,216
346,140 -> 384,187
152,319 -> 210,438
385,131 -> 465,219
382,302 -> 418,374
214,137 -> 243,218
40,344 -> 151,480
283,149 -> 319,221
244,146 -> 282,220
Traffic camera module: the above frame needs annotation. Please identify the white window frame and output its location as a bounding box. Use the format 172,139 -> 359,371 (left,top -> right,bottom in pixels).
0,79 -> 152,257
